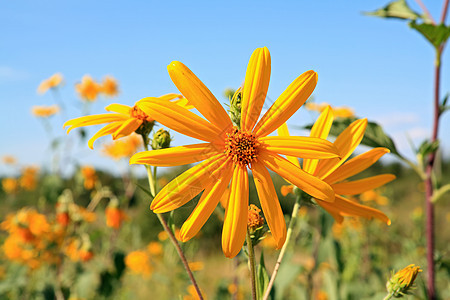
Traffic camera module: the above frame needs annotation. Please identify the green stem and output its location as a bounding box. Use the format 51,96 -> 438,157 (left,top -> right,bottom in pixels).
383,292 -> 394,300
263,196 -> 301,300
142,137 -> 203,300
246,229 -> 257,300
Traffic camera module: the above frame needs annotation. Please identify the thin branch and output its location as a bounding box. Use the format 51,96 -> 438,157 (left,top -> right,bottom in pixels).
440,0 -> 449,23
415,0 -> 436,24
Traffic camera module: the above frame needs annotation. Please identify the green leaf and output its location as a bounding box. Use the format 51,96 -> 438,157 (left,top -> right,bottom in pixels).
409,22 -> 450,48
364,0 -> 423,21
417,139 -> 440,157
134,181 -> 154,200
256,250 -> 274,300
440,93 -> 450,115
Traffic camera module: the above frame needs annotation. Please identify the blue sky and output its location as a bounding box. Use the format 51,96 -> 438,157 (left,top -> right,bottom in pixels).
1,0 -> 449,175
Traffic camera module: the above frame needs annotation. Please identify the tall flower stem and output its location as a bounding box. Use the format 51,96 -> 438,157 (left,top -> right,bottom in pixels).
263,196 -> 301,300
142,140 -> 203,300
246,230 -> 257,300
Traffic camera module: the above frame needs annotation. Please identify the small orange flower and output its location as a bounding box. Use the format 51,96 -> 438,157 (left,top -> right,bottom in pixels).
105,206 -> 127,229
79,249 -> 94,262
75,75 -> 101,101
81,166 -> 97,190
125,250 -> 152,277
2,178 -> 18,194
56,212 -> 70,227
101,76 -> 119,97
102,133 -> 142,160
147,241 -> 163,256
247,204 -> 264,230
1,155 -> 17,165
281,185 -> 294,197
188,261 -> 204,272
31,105 -> 60,118
37,73 -> 64,94
19,166 -> 39,191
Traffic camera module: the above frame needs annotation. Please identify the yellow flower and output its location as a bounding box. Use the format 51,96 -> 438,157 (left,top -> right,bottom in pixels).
305,102 -> 354,118
248,204 -> 264,230
386,264 -> 422,297
101,75 -> 119,97
19,166 -> 39,191
75,75 -> 101,101
2,155 -> 17,165
279,105 -> 394,225
188,261 -> 204,272
125,250 -> 152,277
102,133 -> 142,160
158,230 -> 169,241
31,104 -> 60,118
130,47 -> 340,258
2,178 -> 18,194
147,241 -> 163,256
37,73 -> 64,94
360,189 -> 389,206
63,94 -> 190,149
183,285 -> 205,300
80,166 -> 97,190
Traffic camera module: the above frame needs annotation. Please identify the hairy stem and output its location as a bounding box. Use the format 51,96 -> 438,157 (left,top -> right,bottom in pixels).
246,230 -> 257,300
263,196 -> 301,300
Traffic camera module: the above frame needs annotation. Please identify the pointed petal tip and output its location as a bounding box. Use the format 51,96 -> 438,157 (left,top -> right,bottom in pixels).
167,61 -> 182,71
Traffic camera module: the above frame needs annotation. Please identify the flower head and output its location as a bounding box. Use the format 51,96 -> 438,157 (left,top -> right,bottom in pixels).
386,264 -> 422,297
81,166 -> 97,190
125,250 -> 152,277
130,47 -> 340,257
105,205 -> 127,229
64,94 -> 190,149
37,73 -> 64,94
102,133 -> 142,160
19,166 -> 39,191
101,75 -> 119,97
278,106 -> 394,224
305,102 -> 354,118
2,178 -> 18,194
75,75 -> 101,101
31,105 -> 60,118
2,155 -> 17,165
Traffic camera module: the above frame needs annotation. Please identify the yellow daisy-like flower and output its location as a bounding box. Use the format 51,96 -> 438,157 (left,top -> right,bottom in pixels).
387,264 -> 422,297
31,105 -> 60,118
101,75 -> 119,97
37,73 -> 64,94
279,105 -> 394,224
305,102 -> 354,118
130,47 -> 340,258
102,133 -> 142,160
63,94 -> 190,149
75,75 -> 102,101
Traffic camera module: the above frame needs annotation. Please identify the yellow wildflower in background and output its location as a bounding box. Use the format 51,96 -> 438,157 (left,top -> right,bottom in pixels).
31,105 -> 60,118
64,94 -> 190,149
2,155 -> 17,165
19,166 -> 39,191
183,285 -> 205,300
360,189 -> 389,206
279,106 -> 394,224
305,102 -> 354,118
102,133 -> 142,160
125,250 -> 152,277
101,75 -> 119,97
81,166 -> 97,190
130,47 -> 340,257
188,261 -> 204,272
2,178 -> 18,194
37,73 -> 64,94
147,241 -> 163,256
75,75 -> 102,101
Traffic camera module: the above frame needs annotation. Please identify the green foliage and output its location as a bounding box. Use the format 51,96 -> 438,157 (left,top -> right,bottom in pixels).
364,0 -> 424,21
409,22 -> 450,49
256,250 -> 272,300
440,93 -> 450,115
417,139 -> 440,158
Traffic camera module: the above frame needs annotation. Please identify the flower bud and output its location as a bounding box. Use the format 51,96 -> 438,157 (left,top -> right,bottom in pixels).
152,128 -> 171,150
386,264 -> 422,297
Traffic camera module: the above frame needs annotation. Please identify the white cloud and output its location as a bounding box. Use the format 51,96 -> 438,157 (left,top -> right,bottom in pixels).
373,112 -> 420,128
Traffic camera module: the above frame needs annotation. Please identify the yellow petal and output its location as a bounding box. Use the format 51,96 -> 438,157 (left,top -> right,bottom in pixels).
259,150 -> 334,202
253,70 -> 317,137
276,123 -> 300,168
317,195 -> 391,225
168,61 -> 232,130
324,148 -> 390,183
222,165 -> 249,258
130,143 -> 221,167
63,114 -> 128,133
151,154 -> 228,213
260,136 -> 340,159
331,174 -> 396,195
112,118 -> 142,139
251,161 -> 286,249
88,122 -> 123,149
137,98 -> 222,143
104,103 -> 131,115
303,106 -> 334,174
314,118 -> 368,179
180,165 -> 233,242
157,93 -> 183,101
241,47 -> 271,132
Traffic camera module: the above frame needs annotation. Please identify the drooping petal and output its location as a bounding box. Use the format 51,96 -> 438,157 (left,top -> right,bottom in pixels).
180,164 -> 233,242
253,70 -> 318,137
303,106 -> 334,174
63,114 -> 129,133
104,103 -> 131,115
137,98 -> 222,143
130,143 -> 221,167
222,165 -> 249,258
314,118 -> 368,180
251,161 -> 286,249
260,136 -> 340,159
150,154 -> 228,213
168,61 -> 232,130
317,195 -> 391,225
241,47 -> 271,132
331,174 -> 396,195
88,122 -> 124,149
323,148 -> 390,183
157,93 -> 183,101
276,123 -> 300,168
111,118 -> 143,139
259,150 -> 334,202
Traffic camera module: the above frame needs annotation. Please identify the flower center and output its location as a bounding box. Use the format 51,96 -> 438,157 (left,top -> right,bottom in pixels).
225,127 -> 259,167
131,106 -> 152,122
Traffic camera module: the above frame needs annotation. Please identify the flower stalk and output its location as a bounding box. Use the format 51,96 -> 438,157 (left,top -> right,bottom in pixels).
246,229 -> 257,300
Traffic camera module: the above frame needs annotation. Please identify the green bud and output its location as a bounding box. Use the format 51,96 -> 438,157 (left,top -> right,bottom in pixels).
386,264 -> 422,298
228,88 -> 242,128
152,128 -> 172,150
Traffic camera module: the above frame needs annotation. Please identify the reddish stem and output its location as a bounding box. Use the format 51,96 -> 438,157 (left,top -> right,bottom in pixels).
415,0 -> 436,24
441,0 -> 449,23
